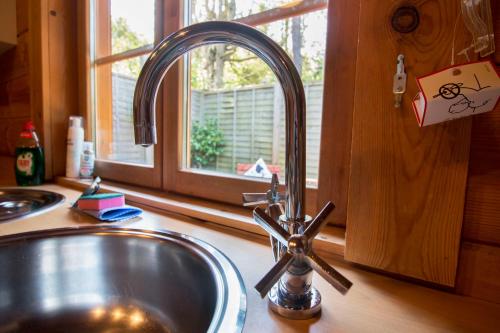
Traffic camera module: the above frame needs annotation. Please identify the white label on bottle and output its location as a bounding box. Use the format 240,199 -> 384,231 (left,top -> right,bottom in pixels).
17,152 -> 34,176
80,153 -> 95,178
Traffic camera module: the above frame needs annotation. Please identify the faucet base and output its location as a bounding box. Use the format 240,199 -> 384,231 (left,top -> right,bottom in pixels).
268,285 -> 321,320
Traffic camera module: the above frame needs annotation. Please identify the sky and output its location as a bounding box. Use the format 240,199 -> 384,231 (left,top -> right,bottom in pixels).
110,0 -> 327,56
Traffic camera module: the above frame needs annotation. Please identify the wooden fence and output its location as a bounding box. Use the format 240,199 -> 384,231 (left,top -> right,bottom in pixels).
191,82 -> 322,182
111,74 -> 323,182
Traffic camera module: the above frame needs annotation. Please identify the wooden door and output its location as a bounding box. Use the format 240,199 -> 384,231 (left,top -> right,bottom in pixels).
345,0 -> 472,286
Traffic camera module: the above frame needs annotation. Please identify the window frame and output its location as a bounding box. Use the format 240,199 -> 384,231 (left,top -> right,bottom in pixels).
90,0 -> 163,188
85,0 -> 339,217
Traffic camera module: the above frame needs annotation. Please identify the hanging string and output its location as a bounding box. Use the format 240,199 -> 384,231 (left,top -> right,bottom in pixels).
450,9 -> 462,65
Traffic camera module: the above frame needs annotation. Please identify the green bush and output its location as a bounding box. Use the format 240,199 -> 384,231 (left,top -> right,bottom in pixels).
190,118 -> 224,169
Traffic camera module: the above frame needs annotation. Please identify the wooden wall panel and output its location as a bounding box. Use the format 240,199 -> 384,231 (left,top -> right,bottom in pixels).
0,0 -> 78,180
456,4 -> 500,304
0,75 -> 31,120
46,0 -> 78,176
0,32 -> 29,84
456,242 -> 500,304
345,0 -> 472,286
493,0 -> 499,64
0,0 -> 31,157
461,5 -> 500,247
317,0 -> 360,226
0,156 -> 16,186
28,0 -> 51,177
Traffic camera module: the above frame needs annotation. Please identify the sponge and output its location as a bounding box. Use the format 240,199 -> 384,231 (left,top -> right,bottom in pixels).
77,193 -> 125,210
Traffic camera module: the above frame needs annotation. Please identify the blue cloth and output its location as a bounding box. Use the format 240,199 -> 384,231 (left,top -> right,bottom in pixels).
77,204 -> 143,222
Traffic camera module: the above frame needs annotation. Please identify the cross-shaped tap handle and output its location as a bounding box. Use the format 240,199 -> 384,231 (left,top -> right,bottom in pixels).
253,201 -> 353,297
242,174 -> 286,207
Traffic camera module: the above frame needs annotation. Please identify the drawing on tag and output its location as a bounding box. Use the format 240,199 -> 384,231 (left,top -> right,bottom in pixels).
433,74 -> 492,114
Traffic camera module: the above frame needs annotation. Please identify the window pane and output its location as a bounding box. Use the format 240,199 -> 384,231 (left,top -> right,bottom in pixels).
110,0 -> 155,54
184,1 -> 327,188
95,55 -> 153,166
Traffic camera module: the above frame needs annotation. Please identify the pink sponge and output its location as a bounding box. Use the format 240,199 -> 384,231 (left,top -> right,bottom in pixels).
77,193 -> 125,210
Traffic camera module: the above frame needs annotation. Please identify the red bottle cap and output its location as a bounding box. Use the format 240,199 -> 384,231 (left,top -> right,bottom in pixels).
22,120 -> 35,131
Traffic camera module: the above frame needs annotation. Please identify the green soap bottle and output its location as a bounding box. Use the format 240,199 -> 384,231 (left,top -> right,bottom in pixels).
14,120 -> 45,186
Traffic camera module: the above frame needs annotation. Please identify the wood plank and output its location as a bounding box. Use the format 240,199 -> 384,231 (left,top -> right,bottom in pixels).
77,0 -> 92,138
95,44 -> 153,66
56,176 -> 345,257
316,0 -> 360,226
463,168 -> 500,245
16,0 -> 29,33
456,242 -> 500,304
0,156 -> 16,185
461,12 -> 500,245
95,0 -> 113,159
0,117 -> 30,156
236,0 -> 327,27
0,74 -> 31,120
0,0 -> 18,53
0,0 -> 31,158
28,0 -> 51,178
0,32 -> 29,84
492,0 -> 499,64
345,0 -> 472,286
47,0 -> 79,177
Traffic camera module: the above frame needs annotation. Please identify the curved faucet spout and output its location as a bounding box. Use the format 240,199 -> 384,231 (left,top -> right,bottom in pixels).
133,21 -> 306,222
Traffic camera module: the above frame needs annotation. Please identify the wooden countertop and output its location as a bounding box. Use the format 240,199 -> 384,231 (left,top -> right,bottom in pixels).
0,184 -> 499,333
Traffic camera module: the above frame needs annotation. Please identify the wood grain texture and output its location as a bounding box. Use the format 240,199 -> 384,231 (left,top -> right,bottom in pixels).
57,176 -> 345,257
77,0 -> 92,138
46,0 -> 78,177
456,242 -> 500,304
0,156 -> 16,186
492,0 -> 499,64
345,0 -> 472,286
455,11 -> 500,306
316,0 -> 360,226
28,0 -> 51,177
94,0 -> 113,159
0,117 -> 30,156
0,31 -> 29,84
462,155 -> 500,245
0,74 -> 30,121
0,0 -> 31,158
461,19 -> 500,245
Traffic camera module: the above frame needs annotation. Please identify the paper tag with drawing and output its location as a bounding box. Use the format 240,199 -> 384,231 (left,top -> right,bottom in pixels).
412,60 -> 500,127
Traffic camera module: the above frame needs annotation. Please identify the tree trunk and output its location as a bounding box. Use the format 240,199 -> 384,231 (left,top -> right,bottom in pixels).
211,0 -> 236,89
291,16 -> 302,74
214,44 -> 225,88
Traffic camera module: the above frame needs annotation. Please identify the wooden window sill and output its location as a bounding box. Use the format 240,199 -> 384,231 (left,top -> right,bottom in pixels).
56,177 -> 346,257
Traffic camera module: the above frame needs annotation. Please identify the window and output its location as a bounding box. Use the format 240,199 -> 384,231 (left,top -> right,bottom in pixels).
184,1 -> 327,189
94,0 -> 155,165
90,0 -> 329,211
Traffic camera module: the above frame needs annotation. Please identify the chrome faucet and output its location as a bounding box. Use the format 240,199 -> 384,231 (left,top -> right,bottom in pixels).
133,21 -> 352,320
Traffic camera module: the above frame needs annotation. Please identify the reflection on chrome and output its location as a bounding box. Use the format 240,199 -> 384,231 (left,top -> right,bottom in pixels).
0,227 -> 245,332
0,188 -> 65,222
88,305 -> 159,331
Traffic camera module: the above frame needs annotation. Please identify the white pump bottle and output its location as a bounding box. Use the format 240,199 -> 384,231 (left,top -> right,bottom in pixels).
66,116 -> 84,178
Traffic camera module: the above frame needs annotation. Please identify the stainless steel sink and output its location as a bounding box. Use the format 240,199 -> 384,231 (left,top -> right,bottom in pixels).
0,189 -> 65,222
0,226 -> 246,333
